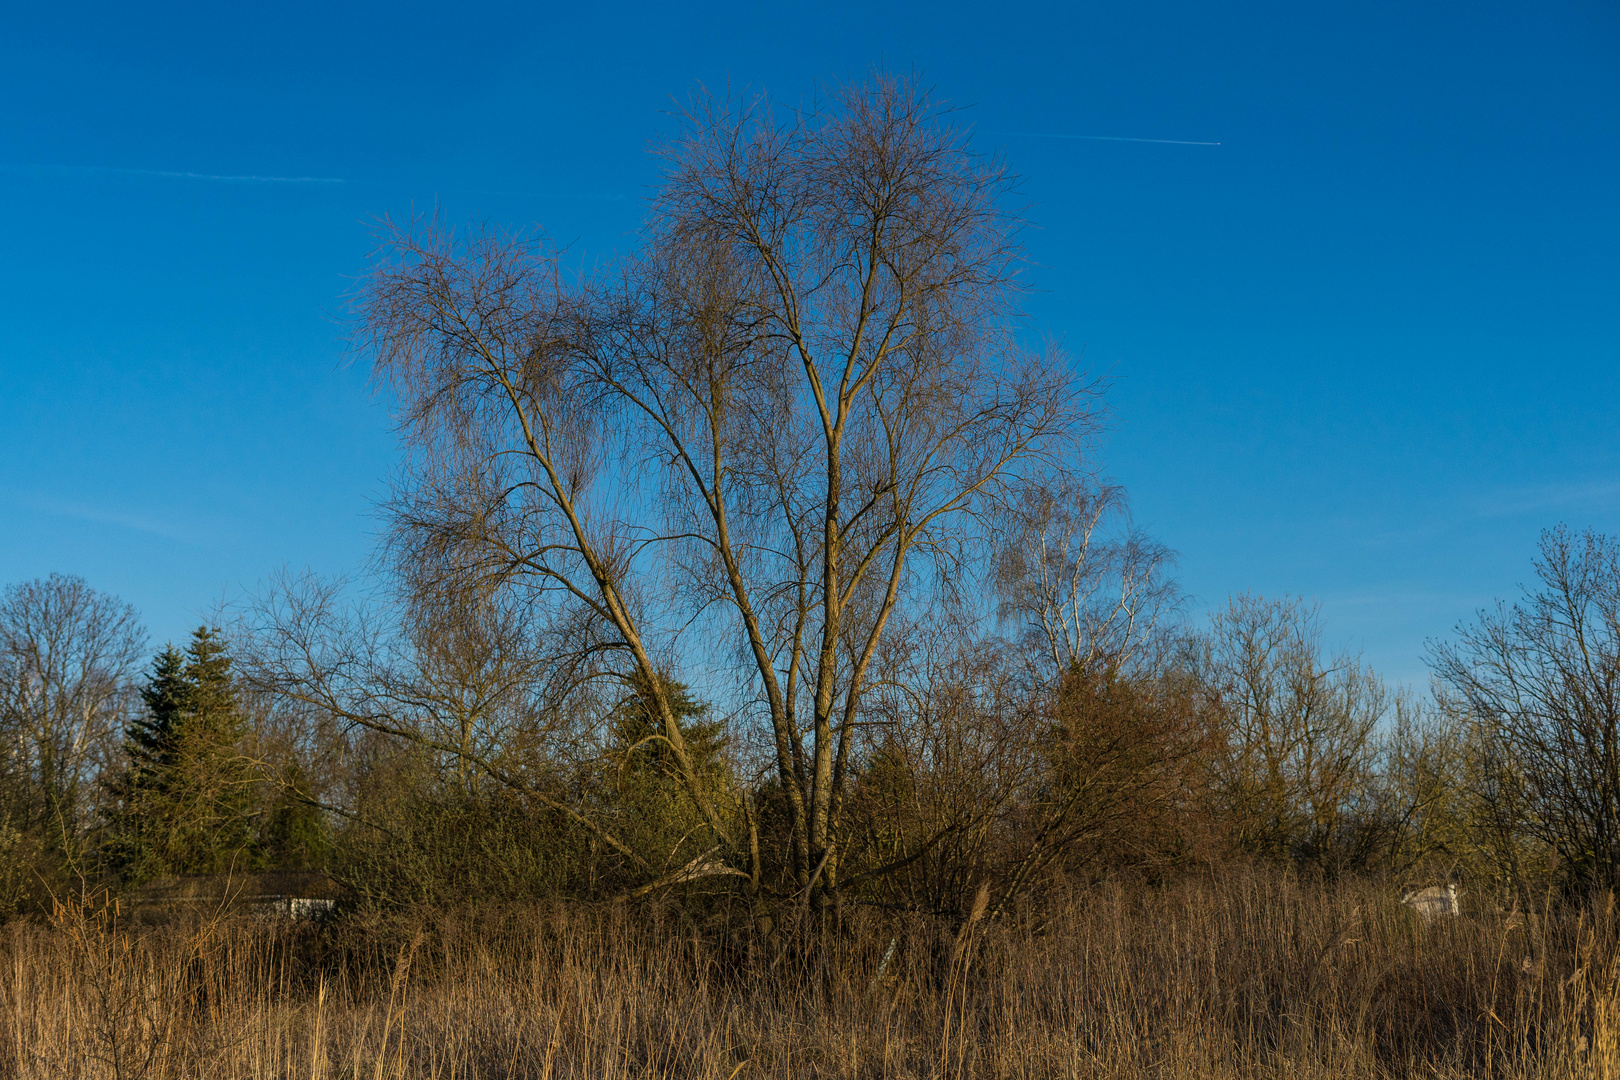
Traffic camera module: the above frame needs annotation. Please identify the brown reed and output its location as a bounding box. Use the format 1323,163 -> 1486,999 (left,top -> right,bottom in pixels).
2,871 -> 1616,1079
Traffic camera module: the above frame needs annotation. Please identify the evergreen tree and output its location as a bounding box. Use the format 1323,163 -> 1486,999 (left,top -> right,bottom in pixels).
603,670 -> 730,871
102,627 -> 259,881
259,760 -> 330,872
610,669 -> 726,783
126,645 -> 188,785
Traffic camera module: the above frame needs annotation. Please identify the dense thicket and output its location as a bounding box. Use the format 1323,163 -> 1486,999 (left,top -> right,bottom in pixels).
4,521 -> 1610,924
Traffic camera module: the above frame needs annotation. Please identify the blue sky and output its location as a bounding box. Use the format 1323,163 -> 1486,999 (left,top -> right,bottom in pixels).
1,0 -> 1615,683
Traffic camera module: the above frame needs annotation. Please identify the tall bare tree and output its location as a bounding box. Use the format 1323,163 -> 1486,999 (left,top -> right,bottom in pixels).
0,574 -> 145,863
348,75 -> 1092,907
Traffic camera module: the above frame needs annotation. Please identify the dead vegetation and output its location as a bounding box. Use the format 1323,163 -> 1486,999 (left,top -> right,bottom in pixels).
5,870 -> 1619,1080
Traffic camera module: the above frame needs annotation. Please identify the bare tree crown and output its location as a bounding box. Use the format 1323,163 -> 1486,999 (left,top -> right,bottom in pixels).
340,74 -> 1096,903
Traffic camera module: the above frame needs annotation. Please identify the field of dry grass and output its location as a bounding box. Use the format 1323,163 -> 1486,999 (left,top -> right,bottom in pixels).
3,872 -> 1617,1079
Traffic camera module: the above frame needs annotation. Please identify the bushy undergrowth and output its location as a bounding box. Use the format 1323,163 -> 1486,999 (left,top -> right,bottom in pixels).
5,870 -> 1618,1079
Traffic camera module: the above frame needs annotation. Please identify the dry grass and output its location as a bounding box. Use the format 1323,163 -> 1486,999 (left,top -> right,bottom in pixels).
4,872 -> 1619,1079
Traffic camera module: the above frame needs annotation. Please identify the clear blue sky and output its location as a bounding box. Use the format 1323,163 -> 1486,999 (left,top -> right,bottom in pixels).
2,0 -> 1615,683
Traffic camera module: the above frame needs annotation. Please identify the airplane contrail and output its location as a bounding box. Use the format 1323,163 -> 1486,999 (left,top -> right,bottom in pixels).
1006,132 -> 1221,146
1,164 -> 641,201
2,163 -> 345,183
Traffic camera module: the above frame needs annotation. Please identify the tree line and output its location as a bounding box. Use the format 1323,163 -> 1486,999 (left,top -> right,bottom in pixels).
0,531 -> 1614,921
2,75 -> 1615,924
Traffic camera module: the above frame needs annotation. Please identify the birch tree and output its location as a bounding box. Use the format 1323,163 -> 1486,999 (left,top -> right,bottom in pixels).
345,74 -> 1091,908
0,574 -> 145,864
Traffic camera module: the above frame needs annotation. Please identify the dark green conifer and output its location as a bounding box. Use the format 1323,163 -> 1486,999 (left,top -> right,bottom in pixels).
259,760 -> 330,872
601,670 -> 729,873
610,669 -> 726,782
102,627 -> 259,881
125,645 -> 188,783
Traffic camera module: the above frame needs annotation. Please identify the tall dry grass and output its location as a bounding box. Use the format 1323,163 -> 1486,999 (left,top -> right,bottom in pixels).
3,872 -> 1618,1079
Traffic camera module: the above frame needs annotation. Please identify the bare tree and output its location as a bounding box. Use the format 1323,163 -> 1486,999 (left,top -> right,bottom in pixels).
994,477 -> 1179,680
0,574 -> 145,862
1192,594 -> 1387,870
1375,691 -> 1475,877
1431,526 -> 1620,891
244,571 -> 578,809
348,75 -> 1092,907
